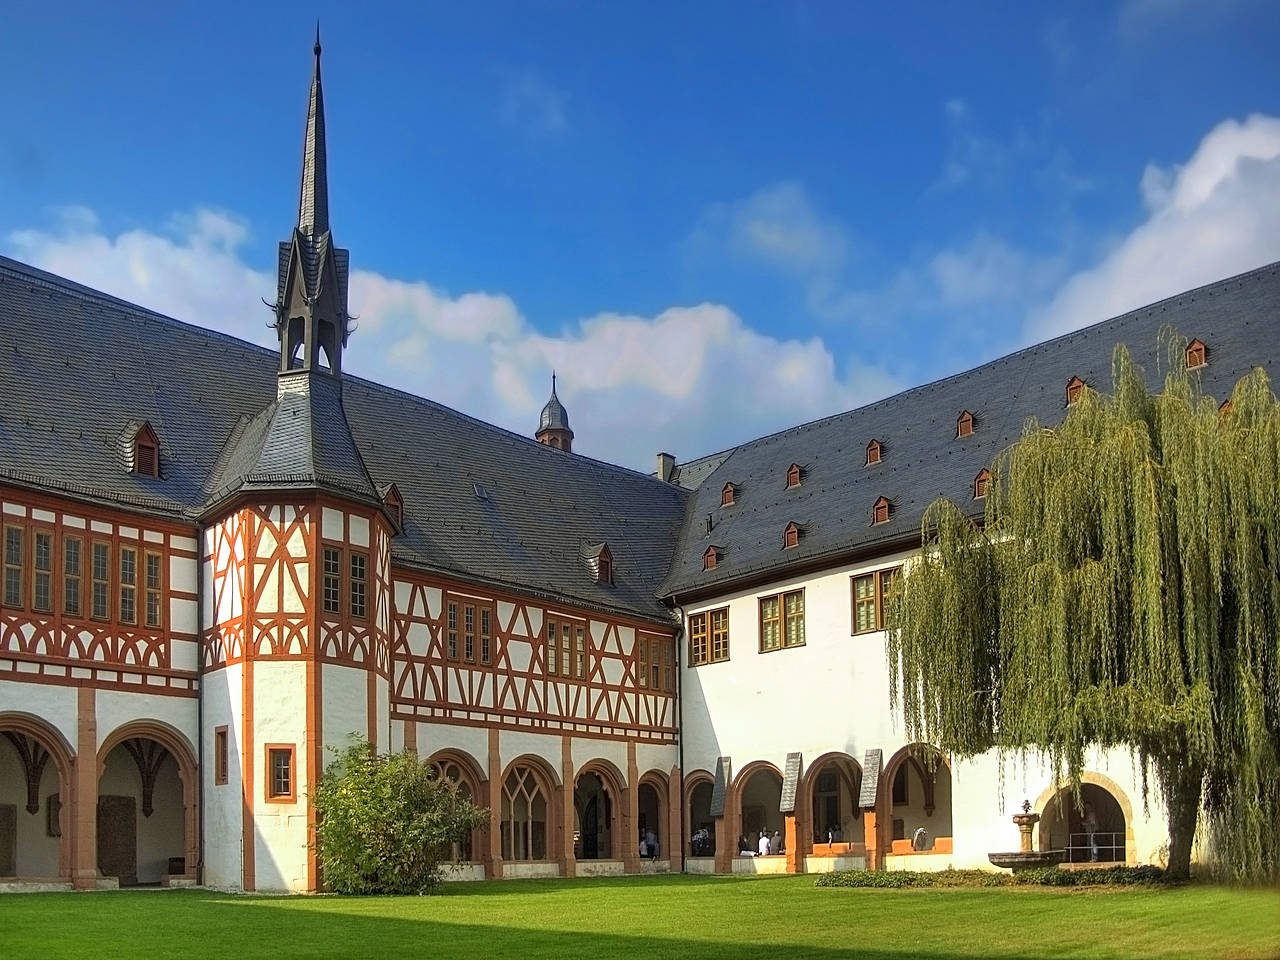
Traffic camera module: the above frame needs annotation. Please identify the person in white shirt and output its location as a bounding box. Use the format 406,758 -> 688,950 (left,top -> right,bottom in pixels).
758,831 -> 771,856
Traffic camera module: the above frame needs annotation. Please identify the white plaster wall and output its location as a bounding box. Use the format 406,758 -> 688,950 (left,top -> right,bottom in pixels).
0,737 -> 61,877
202,664 -> 243,889
499,730 -> 565,779
414,722 -> 489,770
635,743 -> 679,779
98,744 -> 185,884
322,663 -> 368,761
0,680 -> 77,751
251,660 -> 309,892
571,737 -> 626,777
96,691 -> 198,753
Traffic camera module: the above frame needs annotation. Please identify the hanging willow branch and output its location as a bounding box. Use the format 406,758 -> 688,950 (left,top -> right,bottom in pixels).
886,333 -> 1280,883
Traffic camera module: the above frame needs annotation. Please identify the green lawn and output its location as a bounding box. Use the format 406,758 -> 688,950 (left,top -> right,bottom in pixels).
2,874 -> 1277,960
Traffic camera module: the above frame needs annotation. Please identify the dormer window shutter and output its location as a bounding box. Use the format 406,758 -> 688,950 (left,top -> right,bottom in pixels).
1066,377 -> 1085,406
865,440 -> 882,465
783,522 -> 800,549
974,468 -> 990,499
873,497 -> 891,525
703,546 -> 720,571
598,546 -> 613,585
956,411 -> 975,438
721,483 -> 736,507
133,422 -> 160,478
1186,338 -> 1207,369
786,464 -> 803,488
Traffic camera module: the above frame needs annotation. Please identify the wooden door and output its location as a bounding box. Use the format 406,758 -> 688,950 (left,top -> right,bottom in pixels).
0,804 -> 16,876
97,795 -> 137,886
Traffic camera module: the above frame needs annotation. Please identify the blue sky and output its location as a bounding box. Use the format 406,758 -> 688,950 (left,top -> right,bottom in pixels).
2,1 -> 1279,470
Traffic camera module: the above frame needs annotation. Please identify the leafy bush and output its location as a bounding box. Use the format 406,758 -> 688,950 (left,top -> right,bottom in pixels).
814,865 -> 1169,889
313,739 -> 489,895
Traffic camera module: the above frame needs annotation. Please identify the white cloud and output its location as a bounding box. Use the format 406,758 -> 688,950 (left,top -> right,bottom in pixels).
499,71 -> 568,139
6,206 -> 901,472
1029,114 -> 1280,339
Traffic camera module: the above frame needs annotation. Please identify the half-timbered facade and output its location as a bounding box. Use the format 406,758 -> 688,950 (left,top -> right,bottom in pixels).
1,36 -> 1277,891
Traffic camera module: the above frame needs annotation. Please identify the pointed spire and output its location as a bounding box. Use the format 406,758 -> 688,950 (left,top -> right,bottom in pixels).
298,27 -> 329,237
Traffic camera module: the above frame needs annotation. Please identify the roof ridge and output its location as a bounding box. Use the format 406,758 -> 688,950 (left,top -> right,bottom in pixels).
676,258 -> 1280,462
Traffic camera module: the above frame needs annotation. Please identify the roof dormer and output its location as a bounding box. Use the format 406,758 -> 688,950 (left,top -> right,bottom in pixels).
785,463 -> 804,489
129,421 -> 161,478
1185,338 -> 1207,369
721,482 -> 737,507
865,439 -> 882,466
973,468 -> 990,500
702,545 -> 722,571
584,542 -> 613,585
956,411 -> 975,438
380,482 -> 404,532
783,522 -> 801,549
872,496 -> 891,525
1066,376 -> 1085,406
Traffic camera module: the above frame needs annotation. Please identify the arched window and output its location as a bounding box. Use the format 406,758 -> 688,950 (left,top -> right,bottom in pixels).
873,497 -> 891,525
973,468 -> 990,499
956,411 -> 975,438
865,440 -> 882,465
501,764 -> 548,861
1185,338 -> 1207,369
1066,377 -> 1085,405
431,757 -> 477,860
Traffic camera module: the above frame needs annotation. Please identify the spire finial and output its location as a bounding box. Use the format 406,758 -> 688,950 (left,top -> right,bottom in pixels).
298,29 -> 330,236
314,21 -> 322,57
552,370 -> 557,395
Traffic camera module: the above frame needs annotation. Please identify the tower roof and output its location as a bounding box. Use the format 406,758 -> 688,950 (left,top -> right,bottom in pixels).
298,25 -> 329,238
538,374 -> 572,433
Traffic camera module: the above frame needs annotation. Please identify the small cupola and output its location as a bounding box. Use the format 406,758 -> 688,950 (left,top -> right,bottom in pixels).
536,372 -> 574,452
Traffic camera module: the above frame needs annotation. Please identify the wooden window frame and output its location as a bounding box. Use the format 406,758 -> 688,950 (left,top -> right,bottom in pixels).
480,606 -> 492,666
758,589 -> 804,652
574,624 -> 587,680
783,522 -> 800,550
545,617 -> 558,675
63,535 -> 83,618
3,523 -> 24,610
448,601 -> 460,661
264,743 -> 296,803
214,726 -> 229,786
873,496 -> 891,525
865,440 -> 882,466
1066,377 -> 1085,406
710,608 -> 729,663
32,528 -> 54,614
322,545 -> 341,615
721,483 -> 736,507
688,612 -> 709,666
118,545 -> 138,625
785,463 -> 803,489
463,602 -> 476,663
638,635 -> 649,688
662,638 -> 675,692
349,550 -> 368,620
1186,338 -> 1207,369
973,469 -> 990,500
144,549 -> 164,629
90,540 -> 111,621
851,566 -> 900,635
559,622 -> 571,679
956,411 -> 975,438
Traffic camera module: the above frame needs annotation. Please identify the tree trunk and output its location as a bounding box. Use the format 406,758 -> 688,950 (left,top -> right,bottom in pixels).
1161,762 -> 1203,881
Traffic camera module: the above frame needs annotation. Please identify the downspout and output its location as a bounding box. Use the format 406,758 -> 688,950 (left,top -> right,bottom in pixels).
194,521 -> 206,885
673,602 -> 686,874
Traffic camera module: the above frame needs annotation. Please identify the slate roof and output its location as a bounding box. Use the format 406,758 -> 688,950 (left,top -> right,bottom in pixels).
0,255 -> 688,625
659,260 -> 1280,599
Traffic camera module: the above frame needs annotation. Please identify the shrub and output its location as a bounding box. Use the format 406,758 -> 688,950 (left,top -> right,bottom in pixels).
312,739 -> 489,895
814,865 -> 1169,889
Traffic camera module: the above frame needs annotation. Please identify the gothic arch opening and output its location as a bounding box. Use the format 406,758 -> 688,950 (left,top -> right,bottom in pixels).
882,744 -> 952,853
735,763 -> 783,856
685,773 -> 715,858
0,714 -> 73,880
574,763 -> 623,861
637,772 -> 666,860
500,759 -> 554,862
430,750 -> 485,862
1039,781 -> 1130,865
803,752 -> 862,846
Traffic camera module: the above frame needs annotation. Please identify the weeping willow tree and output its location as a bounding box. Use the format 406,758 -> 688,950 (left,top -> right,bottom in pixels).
886,335 -> 1280,882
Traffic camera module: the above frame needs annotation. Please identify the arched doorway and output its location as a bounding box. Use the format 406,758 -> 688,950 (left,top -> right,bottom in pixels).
0,713 -> 73,880
429,750 -> 485,862
736,764 -> 783,856
803,753 -> 862,847
882,744 -> 952,854
637,773 -> 666,860
574,764 -> 623,860
500,760 -> 554,861
1039,781 -> 1129,864
97,722 -> 197,886
685,773 -> 715,857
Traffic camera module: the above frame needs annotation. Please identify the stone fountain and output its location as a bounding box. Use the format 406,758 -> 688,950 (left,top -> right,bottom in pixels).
988,800 -> 1066,872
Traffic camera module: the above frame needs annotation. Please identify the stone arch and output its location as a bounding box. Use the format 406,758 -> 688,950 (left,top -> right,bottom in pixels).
428,748 -> 487,862
881,743 -> 952,854
636,769 -> 668,859
730,759 -> 785,856
0,712 -> 76,880
683,769 -> 716,858
1034,771 -> 1137,866
799,751 -> 862,847
499,754 -> 559,862
574,758 -> 626,860
96,719 -> 198,882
